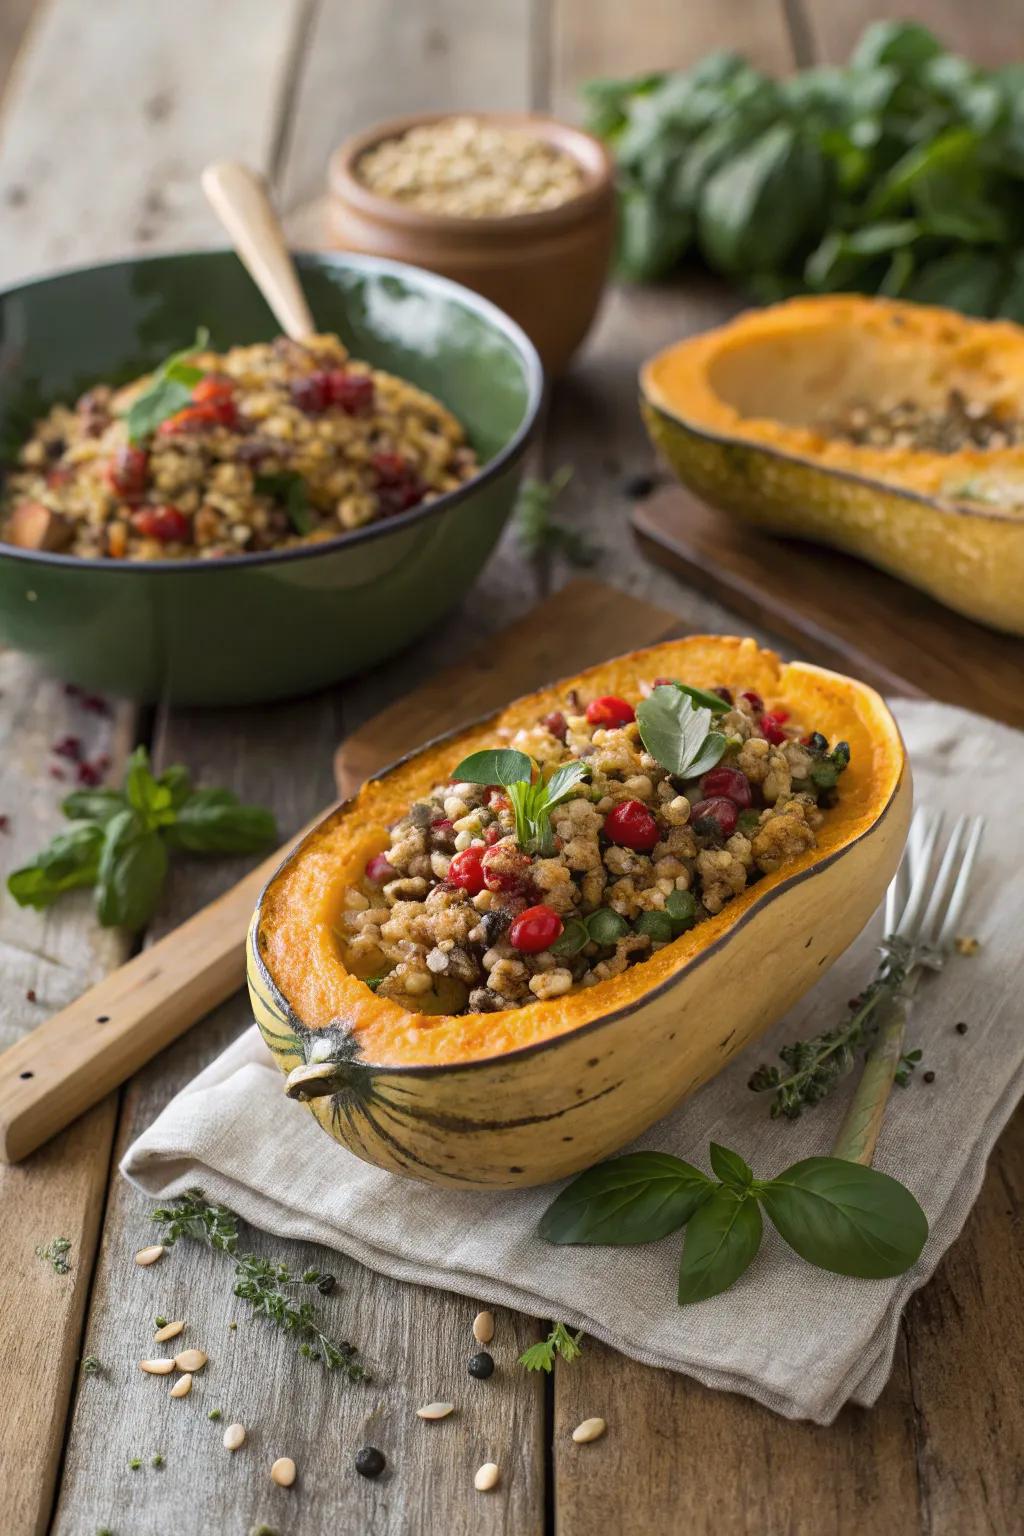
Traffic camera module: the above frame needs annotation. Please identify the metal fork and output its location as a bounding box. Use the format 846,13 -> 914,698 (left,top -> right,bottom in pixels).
832,807 -> 985,1165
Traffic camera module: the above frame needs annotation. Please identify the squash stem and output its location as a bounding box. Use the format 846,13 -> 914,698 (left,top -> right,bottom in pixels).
830,994 -> 910,1166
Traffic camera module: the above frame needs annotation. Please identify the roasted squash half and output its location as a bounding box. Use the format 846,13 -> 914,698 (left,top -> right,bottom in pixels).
247,637 -> 909,1188
641,295 -> 1024,636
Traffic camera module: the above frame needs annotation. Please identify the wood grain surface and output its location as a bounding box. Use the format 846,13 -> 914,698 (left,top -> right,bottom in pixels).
1,2 -> 1021,1534
633,486 -> 1024,728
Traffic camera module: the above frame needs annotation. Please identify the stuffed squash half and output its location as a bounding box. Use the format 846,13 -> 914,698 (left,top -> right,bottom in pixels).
248,636 -> 909,1187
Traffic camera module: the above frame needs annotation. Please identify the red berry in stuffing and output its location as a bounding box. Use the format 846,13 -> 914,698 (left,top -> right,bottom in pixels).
604,799 -> 659,851
509,904 -> 564,953
130,505 -> 191,543
740,690 -> 764,713
326,370 -> 375,415
481,843 -> 532,893
448,845 -> 487,895
290,372 -> 331,413
542,710 -> 567,741
690,796 -> 738,837
760,711 -> 789,746
586,695 -> 635,728
364,852 -> 396,884
106,445 -> 148,498
699,765 -> 752,807
651,676 -> 676,688
484,822 -> 502,846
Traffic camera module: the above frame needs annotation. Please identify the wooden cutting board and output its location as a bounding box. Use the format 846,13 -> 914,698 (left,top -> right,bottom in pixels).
632,486 -> 1024,731
334,577 -> 687,795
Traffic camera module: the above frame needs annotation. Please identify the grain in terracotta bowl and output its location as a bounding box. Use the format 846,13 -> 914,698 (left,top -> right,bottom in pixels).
327,112 -> 615,375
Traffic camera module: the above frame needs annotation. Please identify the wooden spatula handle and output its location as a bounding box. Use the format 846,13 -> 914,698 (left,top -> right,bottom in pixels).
201,159 -> 315,341
0,816 -> 321,1164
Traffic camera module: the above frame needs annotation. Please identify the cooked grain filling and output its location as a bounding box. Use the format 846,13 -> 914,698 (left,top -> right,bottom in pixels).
340,682 -> 849,1016
1,333 -> 478,561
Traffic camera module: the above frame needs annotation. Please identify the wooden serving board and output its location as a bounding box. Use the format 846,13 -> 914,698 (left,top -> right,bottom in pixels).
633,486 -> 1024,731
334,577 -> 685,794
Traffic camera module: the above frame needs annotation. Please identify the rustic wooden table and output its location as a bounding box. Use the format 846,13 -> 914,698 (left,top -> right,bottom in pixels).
1,3 -> 1020,1534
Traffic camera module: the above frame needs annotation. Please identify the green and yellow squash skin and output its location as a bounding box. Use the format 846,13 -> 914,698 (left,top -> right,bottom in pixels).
247,636 -> 910,1189
641,295 -> 1024,637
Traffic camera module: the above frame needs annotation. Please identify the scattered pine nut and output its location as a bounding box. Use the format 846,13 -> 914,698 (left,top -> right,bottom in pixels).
474,1462 -> 500,1491
174,1348 -> 208,1373
154,1320 -> 185,1343
223,1423 -> 246,1452
572,1417 -> 607,1444
134,1245 -> 165,1267
473,1310 -> 495,1344
416,1402 -> 455,1420
955,935 -> 980,956
271,1456 -> 297,1488
139,1358 -> 175,1375
170,1372 -> 193,1399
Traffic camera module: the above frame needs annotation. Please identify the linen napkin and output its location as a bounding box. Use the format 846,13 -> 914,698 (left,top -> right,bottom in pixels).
122,699 -> 1023,1424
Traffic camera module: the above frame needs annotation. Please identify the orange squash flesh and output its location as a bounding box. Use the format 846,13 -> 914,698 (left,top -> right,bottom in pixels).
257,635 -> 903,1069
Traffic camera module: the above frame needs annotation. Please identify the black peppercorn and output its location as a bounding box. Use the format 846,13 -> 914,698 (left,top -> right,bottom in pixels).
955,1021 -> 968,1035
468,1351 -> 495,1379
355,1446 -> 386,1479
316,1273 -> 337,1294
923,1070 -> 936,1084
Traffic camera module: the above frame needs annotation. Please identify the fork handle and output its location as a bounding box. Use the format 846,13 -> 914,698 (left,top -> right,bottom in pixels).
831,994 -> 910,1165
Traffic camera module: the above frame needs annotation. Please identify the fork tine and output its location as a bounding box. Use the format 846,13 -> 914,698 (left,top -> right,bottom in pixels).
918,814 -> 970,943
884,808 -> 921,933
895,808 -> 943,937
936,817 -> 985,946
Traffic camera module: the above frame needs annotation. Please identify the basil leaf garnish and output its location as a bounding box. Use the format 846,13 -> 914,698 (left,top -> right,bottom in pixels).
125,327 -> 210,441
636,686 -> 727,778
677,1188 -> 763,1305
551,918 -> 589,956
760,1157 -> 928,1278
95,809 -> 169,930
452,749 -> 533,788
6,823 -> 105,910
709,1142 -> 754,1191
674,683 -> 731,714
540,1152 -> 713,1246
544,759 -> 591,805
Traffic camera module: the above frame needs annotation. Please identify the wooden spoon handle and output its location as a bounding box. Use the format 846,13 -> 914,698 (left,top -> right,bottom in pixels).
0,815 -> 322,1163
201,160 -> 315,341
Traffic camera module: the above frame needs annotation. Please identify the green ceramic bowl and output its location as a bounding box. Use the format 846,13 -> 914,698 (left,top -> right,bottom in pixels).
0,251 -> 543,704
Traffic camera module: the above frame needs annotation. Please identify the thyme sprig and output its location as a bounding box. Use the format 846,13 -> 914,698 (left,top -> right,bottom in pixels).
36,1236 -> 72,1274
149,1189 -> 366,1381
748,935 -> 914,1118
515,466 -> 599,567
519,1322 -> 585,1372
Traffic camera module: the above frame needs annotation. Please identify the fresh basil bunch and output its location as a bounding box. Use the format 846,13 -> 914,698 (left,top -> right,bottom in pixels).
540,1144 -> 927,1304
8,746 -> 277,930
585,20 -> 1024,320
125,328 -> 210,441
451,748 -> 591,856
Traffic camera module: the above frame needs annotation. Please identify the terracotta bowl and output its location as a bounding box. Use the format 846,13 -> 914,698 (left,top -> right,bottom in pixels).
327,112 -> 616,375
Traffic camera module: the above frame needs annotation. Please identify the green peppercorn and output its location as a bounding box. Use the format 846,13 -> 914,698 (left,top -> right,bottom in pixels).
634,910 -> 673,944
665,889 -> 697,932
586,907 -> 629,945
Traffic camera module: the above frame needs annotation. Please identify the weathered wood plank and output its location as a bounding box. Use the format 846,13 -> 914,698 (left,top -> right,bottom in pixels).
55,695 -> 546,1536
0,657 -> 135,1536
277,0 -> 535,215
550,0 -> 797,118
0,0 -> 308,285
799,0 -> 1020,66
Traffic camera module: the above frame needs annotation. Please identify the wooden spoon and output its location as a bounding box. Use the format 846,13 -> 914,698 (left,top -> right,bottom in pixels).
201,159 -> 315,340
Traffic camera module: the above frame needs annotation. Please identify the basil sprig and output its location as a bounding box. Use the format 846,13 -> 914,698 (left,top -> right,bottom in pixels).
7,746 -> 277,931
125,327 -> 210,442
451,748 -> 591,856
636,685 -> 727,779
540,1144 -> 927,1305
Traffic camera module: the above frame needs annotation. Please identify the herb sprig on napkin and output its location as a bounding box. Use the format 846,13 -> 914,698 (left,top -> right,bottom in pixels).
540,1144 -> 927,1304
8,746 -> 277,930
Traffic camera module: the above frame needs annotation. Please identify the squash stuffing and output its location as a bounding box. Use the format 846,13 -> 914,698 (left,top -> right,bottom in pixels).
248,637 -> 909,1188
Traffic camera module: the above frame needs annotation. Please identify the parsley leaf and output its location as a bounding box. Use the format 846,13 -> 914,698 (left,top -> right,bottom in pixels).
519,1322 -> 585,1372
